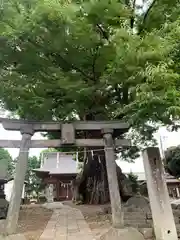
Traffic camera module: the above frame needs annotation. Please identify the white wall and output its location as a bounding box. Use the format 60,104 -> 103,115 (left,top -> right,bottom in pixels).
4,180 -> 25,202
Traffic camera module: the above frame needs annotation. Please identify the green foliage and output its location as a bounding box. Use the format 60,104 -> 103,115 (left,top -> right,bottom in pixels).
138,0 -> 180,34
165,147 -> 180,178
13,153 -> 47,197
0,148 -> 14,178
77,162 -> 84,173
39,148 -> 58,162
127,172 -> 139,194
25,156 -> 44,197
0,0 -> 180,159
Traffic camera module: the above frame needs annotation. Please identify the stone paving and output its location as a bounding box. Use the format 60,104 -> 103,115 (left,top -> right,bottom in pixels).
0,234 -> 26,240
39,205 -> 96,240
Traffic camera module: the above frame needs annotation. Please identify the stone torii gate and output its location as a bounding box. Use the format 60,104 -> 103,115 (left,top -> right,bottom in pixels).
0,118 -> 130,234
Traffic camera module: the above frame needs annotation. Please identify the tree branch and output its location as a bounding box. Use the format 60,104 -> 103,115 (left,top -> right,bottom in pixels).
51,52 -> 94,81
122,85 -> 129,104
96,24 -> 109,41
25,37 -> 94,82
130,0 -> 136,29
91,45 -> 100,82
138,0 -> 157,35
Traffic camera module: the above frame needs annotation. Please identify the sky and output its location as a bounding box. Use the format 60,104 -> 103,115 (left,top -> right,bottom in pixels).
0,124 -> 46,159
118,127 -> 180,173
1,122 -> 180,174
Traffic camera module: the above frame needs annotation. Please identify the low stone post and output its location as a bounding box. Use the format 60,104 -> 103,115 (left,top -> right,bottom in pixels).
45,184 -> 54,203
142,147 -> 178,240
6,127 -> 33,234
102,129 -> 123,228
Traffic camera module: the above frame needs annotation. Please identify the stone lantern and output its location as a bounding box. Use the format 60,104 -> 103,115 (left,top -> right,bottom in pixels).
0,158 -> 9,219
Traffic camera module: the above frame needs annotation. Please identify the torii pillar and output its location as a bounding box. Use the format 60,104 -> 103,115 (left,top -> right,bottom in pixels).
6,126 -> 34,234
103,129 -> 124,228
142,147 -> 178,240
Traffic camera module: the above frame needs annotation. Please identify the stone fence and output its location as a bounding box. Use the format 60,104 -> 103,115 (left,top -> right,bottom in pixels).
123,205 -> 180,239
103,196 -> 180,240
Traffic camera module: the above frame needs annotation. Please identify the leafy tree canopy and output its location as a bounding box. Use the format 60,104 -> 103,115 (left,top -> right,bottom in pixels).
0,0 -> 180,154
0,148 -> 14,178
25,156 -> 44,197
165,146 -> 180,178
39,148 -> 58,162
127,172 -> 139,194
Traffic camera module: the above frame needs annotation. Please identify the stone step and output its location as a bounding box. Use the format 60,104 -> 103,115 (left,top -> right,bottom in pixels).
125,223 -> 152,228
124,216 -> 147,220
124,214 -> 149,218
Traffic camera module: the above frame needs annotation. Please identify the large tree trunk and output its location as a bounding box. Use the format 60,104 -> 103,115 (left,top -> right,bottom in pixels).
72,112 -> 133,204
73,149 -> 133,204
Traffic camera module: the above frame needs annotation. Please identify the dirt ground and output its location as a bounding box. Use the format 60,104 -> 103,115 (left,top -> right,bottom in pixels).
17,205 -> 53,240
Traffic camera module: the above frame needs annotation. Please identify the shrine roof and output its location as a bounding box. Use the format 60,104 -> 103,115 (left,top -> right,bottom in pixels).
127,172 -> 180,183
34,152 -> 77,175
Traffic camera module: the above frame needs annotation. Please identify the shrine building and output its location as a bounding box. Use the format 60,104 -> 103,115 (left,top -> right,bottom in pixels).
34,152 -> 78,201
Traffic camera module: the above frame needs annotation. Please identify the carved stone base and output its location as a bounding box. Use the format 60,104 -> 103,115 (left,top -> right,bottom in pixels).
100,227 -> 145,240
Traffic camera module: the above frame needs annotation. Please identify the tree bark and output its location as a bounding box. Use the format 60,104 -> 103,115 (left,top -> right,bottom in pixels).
72,113 -> 133,204
73,149 -> 133,204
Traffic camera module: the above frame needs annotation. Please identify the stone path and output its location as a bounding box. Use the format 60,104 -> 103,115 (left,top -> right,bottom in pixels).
40,205 -> 95,240
0,234 -> 26,240
0,204 -> 97,240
